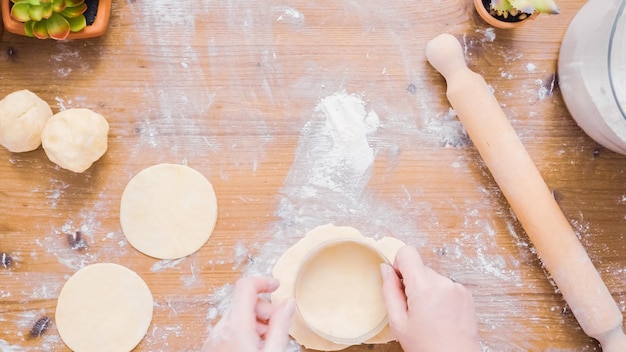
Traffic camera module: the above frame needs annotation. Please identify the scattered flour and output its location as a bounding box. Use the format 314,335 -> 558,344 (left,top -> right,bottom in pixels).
525,63 -> 537,73
205,90 -> 527,351
274,6 -> 305,24
49,45 -> 91,78
205,91 -> 388,347
476,27 -> 496,42
150,258 -> 186,272
0,339 -> 21,352
37,220 -> 100,271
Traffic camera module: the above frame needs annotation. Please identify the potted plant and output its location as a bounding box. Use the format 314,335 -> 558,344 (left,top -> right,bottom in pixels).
1,0 -> 111,40
474,0 -> 559,29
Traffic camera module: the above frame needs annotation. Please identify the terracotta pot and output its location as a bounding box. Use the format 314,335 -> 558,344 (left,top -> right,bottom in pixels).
1,0 -> 111,39
473,0 -> 537,29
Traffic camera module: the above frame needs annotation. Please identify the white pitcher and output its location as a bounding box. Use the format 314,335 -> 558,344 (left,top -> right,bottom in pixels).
559,0 -> 626,155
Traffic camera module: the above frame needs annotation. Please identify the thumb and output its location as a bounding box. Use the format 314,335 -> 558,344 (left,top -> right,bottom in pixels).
380,263 -> 408,331
262,298 -> 296,352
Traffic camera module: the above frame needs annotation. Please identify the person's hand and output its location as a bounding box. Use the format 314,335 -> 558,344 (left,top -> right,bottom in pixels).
380,246 -> 481,352
202,276 -> 295,352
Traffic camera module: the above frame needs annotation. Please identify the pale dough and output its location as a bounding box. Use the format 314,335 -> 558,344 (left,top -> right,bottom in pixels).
295,240 -> 389,343
0,89 -> 52,153
55,263 -> 153,352
271,224 -> 406,351
41,108 -> 109,173
120,163 -> 218,259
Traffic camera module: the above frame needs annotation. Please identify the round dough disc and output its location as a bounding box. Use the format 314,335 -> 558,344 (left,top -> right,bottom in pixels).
271,224 -> 406,350
120,163 -> 218,259
295,240 -> 389,343
55,263 -> 153,352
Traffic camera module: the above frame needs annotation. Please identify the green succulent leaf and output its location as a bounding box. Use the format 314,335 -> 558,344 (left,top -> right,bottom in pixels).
533,0 -> 559,14
31,19 -> 50,39
490,0 -> 513,11
10,2 -> 32,22
27,5 -> 43,20
41,4 -> 53,18
51,0 -> 66,13
23,20 -> 35,37
64,0 -> 84,6
508,0 -> 535,13
491,0 -> 559,14
27,0 -> 41,5
66,14 -> 86,32
61,2 -> 87,18
46,12 -> 71,39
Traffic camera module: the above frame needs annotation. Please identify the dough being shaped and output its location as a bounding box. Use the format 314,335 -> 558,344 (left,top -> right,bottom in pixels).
271,224 -> 405,351
41,108 -> 109,173
0,90 -> 53,152
55,263 -> 153,352
120,163 -> 218,259
295,240 -> 389,344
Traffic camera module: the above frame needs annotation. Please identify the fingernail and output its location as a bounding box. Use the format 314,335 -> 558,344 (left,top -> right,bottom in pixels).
268,277 -> 280,290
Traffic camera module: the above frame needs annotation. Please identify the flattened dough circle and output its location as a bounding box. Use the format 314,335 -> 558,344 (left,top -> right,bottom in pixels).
295,240 -> 389,344
55,263 -> 153,352
120,163 -> 218,259
271,224 -> 406,351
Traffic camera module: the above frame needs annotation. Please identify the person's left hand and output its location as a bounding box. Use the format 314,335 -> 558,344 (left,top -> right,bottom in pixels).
201,276 -> 295,352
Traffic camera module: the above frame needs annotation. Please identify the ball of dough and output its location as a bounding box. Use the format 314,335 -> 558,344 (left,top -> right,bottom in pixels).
0,90 -> 53,153
41,108 -> 109,173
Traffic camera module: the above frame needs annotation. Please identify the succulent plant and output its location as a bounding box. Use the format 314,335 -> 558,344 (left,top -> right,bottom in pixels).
10,0 -> 88,40
490,0 -> 559,18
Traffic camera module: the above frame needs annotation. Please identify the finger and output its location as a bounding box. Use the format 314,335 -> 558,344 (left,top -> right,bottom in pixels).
230,277 -> 280,321
380,262 -> 408,330
256,298 -> 274,322
262,298 -> 296,352
256,321 -> 269,337
393,246 -> 428,291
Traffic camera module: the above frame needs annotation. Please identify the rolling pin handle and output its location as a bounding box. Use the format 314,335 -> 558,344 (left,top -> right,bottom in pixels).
425,33 -> 468,81
597,327 -> 626,352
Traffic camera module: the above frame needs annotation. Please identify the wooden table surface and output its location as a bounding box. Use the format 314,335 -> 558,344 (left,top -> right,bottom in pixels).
1,0 -> 625,351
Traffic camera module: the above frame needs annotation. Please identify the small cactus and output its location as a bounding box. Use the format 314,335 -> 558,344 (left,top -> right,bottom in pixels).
10,0 -> 88,40
490,0 -> 559,18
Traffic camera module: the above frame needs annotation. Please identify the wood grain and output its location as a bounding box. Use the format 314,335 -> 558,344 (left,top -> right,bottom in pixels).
0,0 -> 624,351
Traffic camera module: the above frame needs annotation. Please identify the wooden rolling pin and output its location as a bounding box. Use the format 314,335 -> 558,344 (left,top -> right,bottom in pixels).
426,33 -> 626,351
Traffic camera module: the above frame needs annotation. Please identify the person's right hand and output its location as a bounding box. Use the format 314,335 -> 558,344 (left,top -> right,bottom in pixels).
380,246 -> 481,352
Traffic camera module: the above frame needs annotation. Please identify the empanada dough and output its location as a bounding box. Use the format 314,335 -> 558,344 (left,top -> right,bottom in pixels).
41,108 -> 109,173
295,240 -> 389,344
120,163 -> 218,259
0,89 -> 52,152
55,263 -> 153,352
271,224 -> 405,351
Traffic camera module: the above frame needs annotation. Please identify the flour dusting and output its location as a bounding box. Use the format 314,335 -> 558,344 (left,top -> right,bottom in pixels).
37,221 -> 98,271
274,6 -> 305,24
204,90 -> 527,350
205,91 -> 386,343
150,258 -> 186,272
127,1 -> 216,161
0,339 -> 20,352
